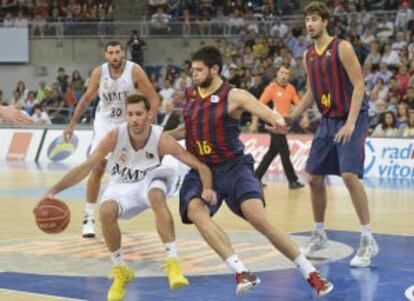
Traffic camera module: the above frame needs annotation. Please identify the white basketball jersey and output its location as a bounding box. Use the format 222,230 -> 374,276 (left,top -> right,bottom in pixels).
96,60 -> 138,123
109,123 -> 163,183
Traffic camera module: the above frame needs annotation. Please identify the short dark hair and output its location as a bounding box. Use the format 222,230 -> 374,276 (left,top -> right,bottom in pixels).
105,40 -> 123,51
303,1 -> 330,20
126,94 -> 151,111
191,46 -> 223,73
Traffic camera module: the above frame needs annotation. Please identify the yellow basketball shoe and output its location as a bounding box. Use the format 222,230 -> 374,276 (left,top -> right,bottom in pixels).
107,265 -> 135,301
163,258 -> 190,290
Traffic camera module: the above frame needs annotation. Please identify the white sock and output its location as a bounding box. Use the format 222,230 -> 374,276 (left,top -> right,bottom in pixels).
294,254 -> 316,279
85,203 -> 95,218
361,224 -> 372,237
111,248 -> 125,266
315,222 -> 325,233
225,254 -> 248,274
165,241 -> 178,258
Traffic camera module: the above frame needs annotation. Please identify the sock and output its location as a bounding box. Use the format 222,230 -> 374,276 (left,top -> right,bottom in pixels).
361,224 -> 372,237
225,254 -> 248,274
294,254 -> 316,279
85,203 -> 95,218
111,248 -> 125,266
315,222 -> 325,233
165,241 -> 178,258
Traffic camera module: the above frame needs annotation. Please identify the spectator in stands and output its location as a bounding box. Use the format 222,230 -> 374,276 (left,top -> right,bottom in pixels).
372,111 -> 400,137
35,80 -> 50,104
369,98 -> 387,129
394,2 -> 413,30
150,6 -> 170,34
57,67 -> 69,94
376,63 -> 394,85
71,70 -> 85,100
370,78 -> 389,101
126,30 -> 146,66
160,101 -> 180,132
396,102 -> 409,128
364,42 -> 381,66
396,64 -> 411,92
9,90 -> 22,108
405,86 -> 414,109
381,43 -> 400,67
24,91 -> 36,115
31,104 -> 51,125
14,11 -> 28,27
400,110 -> 414,137
392,31 -> 408,53
360,27 -> 376,47
15,81 -> 29,104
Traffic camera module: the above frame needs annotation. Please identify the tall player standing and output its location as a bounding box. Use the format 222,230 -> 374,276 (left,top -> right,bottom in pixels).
286,1 -> 378,267
63,41 -> 159,238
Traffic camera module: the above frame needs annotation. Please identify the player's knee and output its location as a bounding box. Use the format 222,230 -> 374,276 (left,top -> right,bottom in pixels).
148,188 -> 166,210
308,175 -> 324,189
187,199 -> 207,224
341,172 -> 357,185
100,201 -> 118,224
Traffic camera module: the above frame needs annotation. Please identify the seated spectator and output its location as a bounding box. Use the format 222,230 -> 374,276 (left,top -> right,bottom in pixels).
404,86 -> 414,109
394,2 -> 413,30
392,31 -> 408,53
400,110 -> 414,137
364,42 -> 381,67
160,101 -> 180,131
396,102 -> 409,128
31,104 -> 51,125
396,64 -> 411,92
372,111 -> 400,137
381,43 -> 400,68
370,78 -> 388,102
150,6 -> 170,34
369,98 -> 387,129
71,70 -> 85,100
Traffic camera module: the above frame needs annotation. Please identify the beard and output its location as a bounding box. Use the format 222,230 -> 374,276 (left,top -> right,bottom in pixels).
110,60 -> 123,69
198,73 -> 213,88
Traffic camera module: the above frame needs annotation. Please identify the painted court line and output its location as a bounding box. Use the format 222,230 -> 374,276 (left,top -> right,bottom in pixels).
0,289 -> 86,301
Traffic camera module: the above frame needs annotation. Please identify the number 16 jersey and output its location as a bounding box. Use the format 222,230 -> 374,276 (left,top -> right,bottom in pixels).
183,82 -> 244,166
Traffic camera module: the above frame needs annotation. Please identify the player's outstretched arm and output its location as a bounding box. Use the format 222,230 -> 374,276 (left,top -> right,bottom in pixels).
158,133 -> 216,204
0,105 -> 33,124
63,67 -> 101,141
133,64 -> 160,121
230,88 -> 286,129
45,128 -> 117,198
165,125 -> 186,140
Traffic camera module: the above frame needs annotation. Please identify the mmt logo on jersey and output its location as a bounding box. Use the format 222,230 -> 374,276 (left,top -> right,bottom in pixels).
47,135 -> 79,161
364,139 -> 414,178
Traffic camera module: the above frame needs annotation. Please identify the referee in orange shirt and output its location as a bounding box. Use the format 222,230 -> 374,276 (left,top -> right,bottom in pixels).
250,64 -> 304,189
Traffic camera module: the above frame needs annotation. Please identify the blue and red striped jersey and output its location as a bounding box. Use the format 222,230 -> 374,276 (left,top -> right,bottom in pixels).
183,82 -> 244,166
306,36 -> 368,118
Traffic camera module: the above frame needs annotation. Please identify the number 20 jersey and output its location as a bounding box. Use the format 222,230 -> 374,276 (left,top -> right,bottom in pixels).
183,83 -> 245,166
96,60 -> 138,123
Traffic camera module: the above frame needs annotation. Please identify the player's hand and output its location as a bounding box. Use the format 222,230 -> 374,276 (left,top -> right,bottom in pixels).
201,189 -> 217,205
0,106 -> 33,125
33,193 -> 55,214
63,125 -> 74,142
334,122 -> 355,144
265,118 -> 289,135
249,123 -> 258,133
284,116 -> 294,127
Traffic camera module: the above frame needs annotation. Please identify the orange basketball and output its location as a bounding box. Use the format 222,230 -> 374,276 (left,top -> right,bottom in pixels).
34,198 -> 70,234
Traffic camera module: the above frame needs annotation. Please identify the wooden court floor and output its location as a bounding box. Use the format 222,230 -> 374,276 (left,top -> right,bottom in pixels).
0,165 -> 413,300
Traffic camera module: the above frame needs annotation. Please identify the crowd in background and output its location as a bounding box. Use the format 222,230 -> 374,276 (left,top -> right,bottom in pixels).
1,0 -> 414,137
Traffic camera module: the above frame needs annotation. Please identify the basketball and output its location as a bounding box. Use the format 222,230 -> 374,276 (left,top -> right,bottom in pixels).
34,198 -> 70,234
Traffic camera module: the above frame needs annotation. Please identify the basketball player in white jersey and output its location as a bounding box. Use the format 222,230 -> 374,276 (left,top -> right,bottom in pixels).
63,40 -> 159,238
43,94 -> 216,301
